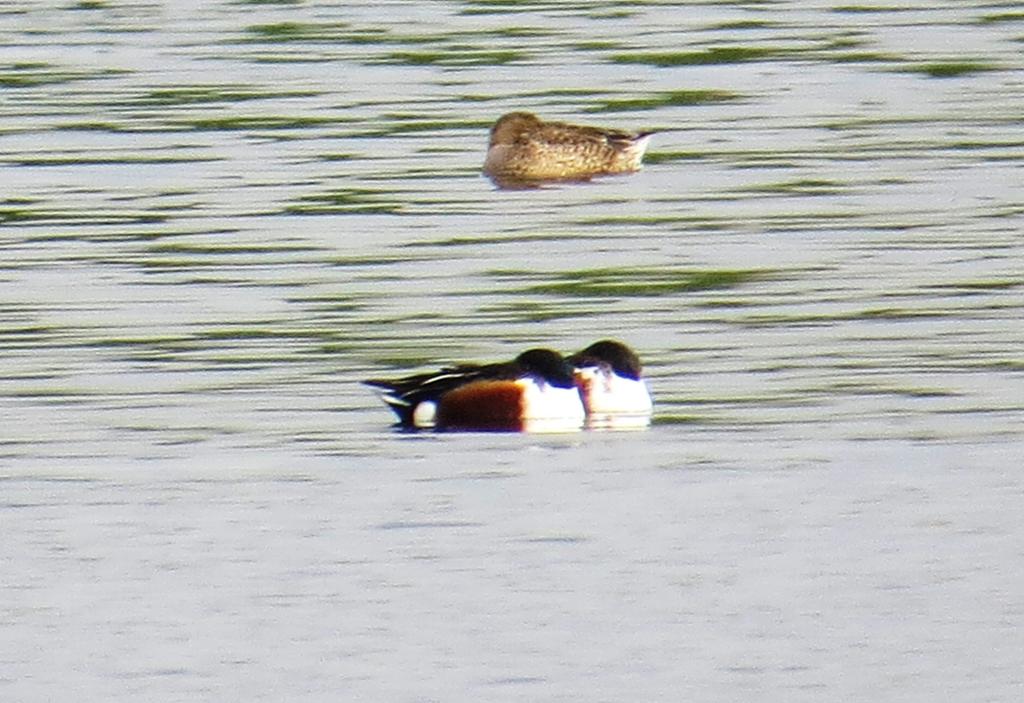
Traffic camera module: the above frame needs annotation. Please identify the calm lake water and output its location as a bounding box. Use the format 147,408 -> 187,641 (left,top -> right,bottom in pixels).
2,1 -> 1023,701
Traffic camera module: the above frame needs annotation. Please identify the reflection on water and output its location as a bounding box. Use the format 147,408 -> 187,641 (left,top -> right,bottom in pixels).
2,1 -> 1023,700
585,412 -> 651,431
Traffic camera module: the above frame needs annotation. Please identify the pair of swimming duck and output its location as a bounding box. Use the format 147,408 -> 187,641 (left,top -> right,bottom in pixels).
365,340 -> 652,432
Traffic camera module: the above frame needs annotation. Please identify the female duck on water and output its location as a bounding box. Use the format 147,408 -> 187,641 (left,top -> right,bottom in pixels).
483,111 -> 653,186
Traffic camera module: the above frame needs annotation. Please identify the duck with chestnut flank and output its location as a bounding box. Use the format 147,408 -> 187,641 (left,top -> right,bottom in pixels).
569,340 -> 653,424
364,348 -> 585,432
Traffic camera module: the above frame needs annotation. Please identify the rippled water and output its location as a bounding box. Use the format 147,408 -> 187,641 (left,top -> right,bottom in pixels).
3,1 -> 1023,700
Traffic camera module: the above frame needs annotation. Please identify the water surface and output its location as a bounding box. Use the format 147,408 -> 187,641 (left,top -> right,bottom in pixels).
2,1 -> 1023,701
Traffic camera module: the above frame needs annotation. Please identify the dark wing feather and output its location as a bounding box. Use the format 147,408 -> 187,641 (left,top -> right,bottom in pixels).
364,361 -> 520,424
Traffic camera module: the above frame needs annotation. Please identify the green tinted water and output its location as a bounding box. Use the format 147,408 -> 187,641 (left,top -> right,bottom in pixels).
2,1 -> 1022,699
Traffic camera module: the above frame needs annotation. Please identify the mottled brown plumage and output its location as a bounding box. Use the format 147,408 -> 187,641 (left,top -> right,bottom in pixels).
483,111 -> 653,186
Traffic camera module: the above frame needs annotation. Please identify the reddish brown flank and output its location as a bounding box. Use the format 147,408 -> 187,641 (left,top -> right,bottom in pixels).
573,371 -> 595,415
436,380 -> 525,431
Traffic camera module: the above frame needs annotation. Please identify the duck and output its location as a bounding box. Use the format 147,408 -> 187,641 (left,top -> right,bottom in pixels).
364,348 -> 585,432
483,111 -> 653,186
569,340 -> 653,424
